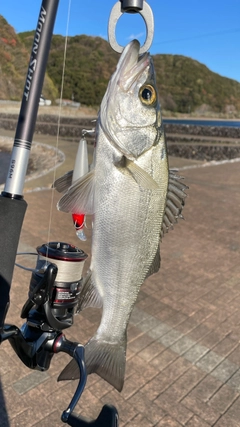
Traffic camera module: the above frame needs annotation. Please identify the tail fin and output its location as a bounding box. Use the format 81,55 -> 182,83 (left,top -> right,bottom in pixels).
58,336 -> 126,392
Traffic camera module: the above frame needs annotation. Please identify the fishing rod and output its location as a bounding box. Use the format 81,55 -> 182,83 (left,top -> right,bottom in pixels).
0,0 -> 59,331
0,0 -> 154,425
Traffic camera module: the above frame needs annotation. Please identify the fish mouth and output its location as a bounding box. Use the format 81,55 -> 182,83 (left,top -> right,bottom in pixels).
116,40 -> 150,91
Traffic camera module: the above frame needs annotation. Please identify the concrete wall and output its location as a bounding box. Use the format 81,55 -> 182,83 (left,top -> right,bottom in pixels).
1,114 -> 240,161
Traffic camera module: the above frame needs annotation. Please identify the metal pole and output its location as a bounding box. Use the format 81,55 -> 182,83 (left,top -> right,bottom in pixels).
0,0 -> 59,329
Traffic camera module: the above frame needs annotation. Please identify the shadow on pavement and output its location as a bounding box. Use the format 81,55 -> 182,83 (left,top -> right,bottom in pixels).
0,381 -> 10,426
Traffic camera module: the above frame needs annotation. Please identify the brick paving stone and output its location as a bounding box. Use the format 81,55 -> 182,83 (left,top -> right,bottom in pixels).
128,333 -> 155,354
221,395 -> 240,424
12,371 -> 49,395
185,415 -> 211,426
209,383 -> 239,414
172,366 -> 206,399
124,413 -> 154,427
213,413 -> 240,427
226,369 -> 240,392
155,414 -> 183,426
127,324 -> 144,343
140,372 -> 172,401
143,301 -> 169,316
138,341 -> 165,362
175,317 -> 199,335
211,359 -> 239,383
154,384 -> 185,406
198,330 -> 228,351
128,391 -> 166,424
212,335 -> 238,358
185,375 -> 222,402
155,306 -> 180,322
184,343 -> 209,364
181,395 -> 220,425
88,377 -> 114,399
11,408 -> 47,427
155,397 -> 193,425
121,372 -> 149,400
148,322 -> 172,339
196,351 -> 224,373
150,349 -> 179,372
130,306 -> 150,326
170,335 -> 195,355
187,323 -> 211,341
137,294 -> 160,310
33,411 -> 62,426
187,307 -> 213,323
164,312 -> 188,328
227,344 -> 240,365
161,356 -> 192,383
158,329 -> 183,347
138,315 -> 163,333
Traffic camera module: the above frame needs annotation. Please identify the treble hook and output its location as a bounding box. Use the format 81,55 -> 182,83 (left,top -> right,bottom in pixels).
108,0 -> 154,54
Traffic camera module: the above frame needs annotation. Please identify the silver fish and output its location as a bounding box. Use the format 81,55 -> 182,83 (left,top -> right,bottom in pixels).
54,40 -> 188,392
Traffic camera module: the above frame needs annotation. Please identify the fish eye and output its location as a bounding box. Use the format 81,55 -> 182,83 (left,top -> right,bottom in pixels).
139,84 -> 157,106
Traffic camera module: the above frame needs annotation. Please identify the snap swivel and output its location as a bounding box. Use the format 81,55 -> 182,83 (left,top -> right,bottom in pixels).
108,0 -> 154,54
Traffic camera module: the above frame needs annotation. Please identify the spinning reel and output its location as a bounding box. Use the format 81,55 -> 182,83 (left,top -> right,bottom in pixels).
0,242 -> 118,426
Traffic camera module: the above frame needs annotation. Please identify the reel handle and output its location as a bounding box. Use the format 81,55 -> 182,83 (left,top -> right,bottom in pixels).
58,342 -> 119,426
64,405 -> 119,427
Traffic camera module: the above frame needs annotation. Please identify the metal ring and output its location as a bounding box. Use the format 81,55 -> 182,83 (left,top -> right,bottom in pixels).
108,0 -> 154,54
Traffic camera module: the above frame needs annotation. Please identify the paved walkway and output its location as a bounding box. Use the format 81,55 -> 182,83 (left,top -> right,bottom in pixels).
0,129 -> 240,426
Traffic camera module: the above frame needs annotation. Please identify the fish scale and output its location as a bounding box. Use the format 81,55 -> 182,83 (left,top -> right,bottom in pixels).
53,39 -> 188,392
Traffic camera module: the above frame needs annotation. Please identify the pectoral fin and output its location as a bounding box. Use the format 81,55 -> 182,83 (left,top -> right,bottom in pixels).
161,169 -> 188,239
53,170 -> 73,193
117,157 -> 159,190
57,170 -> 95,214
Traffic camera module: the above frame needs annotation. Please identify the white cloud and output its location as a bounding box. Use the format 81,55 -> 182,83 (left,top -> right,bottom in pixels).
126,32 -> 145,41
99,33 -> 108,40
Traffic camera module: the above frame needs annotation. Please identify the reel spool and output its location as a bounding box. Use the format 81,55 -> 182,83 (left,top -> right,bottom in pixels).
30,242 -> 87,322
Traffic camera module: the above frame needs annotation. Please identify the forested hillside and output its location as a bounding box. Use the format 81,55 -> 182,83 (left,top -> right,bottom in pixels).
1,15 -> 240,114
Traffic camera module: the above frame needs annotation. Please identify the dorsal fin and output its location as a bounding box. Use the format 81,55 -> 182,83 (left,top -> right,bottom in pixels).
161,169 -> 188,239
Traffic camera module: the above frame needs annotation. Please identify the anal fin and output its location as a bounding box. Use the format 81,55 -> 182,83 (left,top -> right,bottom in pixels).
146,246 -> 161,279
77,270 -> 102,312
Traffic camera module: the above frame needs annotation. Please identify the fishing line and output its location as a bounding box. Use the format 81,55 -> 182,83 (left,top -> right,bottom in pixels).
15,252 -> 85,282
46,0 -> 72,257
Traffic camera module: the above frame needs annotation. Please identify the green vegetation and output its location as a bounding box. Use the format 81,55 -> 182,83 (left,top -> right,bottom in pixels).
1,15 -> 240,115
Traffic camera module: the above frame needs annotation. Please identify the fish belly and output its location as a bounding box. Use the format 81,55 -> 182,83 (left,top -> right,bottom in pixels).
91,131 -> 168,341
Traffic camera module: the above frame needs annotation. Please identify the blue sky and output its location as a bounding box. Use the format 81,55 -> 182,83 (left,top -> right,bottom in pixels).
1,0 -> 240,82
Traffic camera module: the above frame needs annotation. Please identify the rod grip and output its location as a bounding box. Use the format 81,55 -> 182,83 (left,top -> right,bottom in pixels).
0,196 -> 27,328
